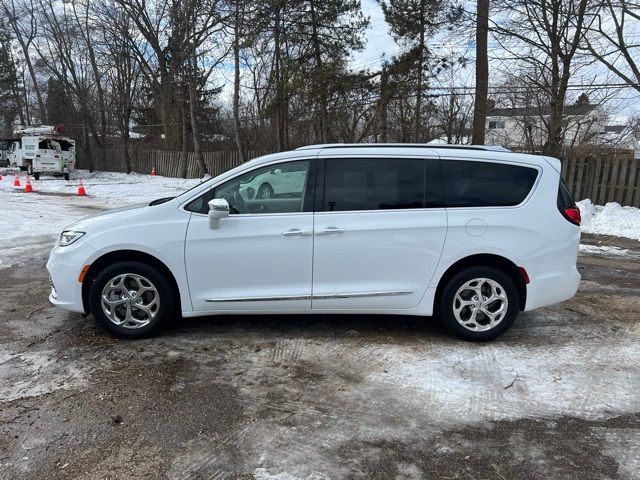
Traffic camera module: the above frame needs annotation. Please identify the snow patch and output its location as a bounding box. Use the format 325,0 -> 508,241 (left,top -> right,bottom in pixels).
578,199 -> 640,241
0,350 -> 88,402
579,244 -> 630,256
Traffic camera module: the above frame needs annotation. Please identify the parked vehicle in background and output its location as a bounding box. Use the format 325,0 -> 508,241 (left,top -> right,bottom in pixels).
239,162 -> 308,200
6,125 -> 76,180
47,144 -> 581,341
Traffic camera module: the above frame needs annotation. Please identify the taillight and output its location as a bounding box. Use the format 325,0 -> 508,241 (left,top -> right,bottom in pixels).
560,206 -> 581,226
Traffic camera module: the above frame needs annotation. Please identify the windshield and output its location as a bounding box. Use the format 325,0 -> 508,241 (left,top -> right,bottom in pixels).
175,176 -> 215,201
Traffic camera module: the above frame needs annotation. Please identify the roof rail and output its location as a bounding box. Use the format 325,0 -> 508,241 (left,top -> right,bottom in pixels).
295,143 -> 511,152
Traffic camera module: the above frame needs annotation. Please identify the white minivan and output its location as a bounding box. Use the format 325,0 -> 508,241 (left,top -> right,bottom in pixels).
47,145 -> 581,341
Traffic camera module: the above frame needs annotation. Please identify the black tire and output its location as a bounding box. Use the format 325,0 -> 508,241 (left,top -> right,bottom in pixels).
257,183 -> 274,199
64,173 -> 70,181
89,261 -> 174,339
33,172 -> 40,180
438,266 -> 519,341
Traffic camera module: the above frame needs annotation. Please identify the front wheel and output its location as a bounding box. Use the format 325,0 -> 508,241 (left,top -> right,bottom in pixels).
33,172 -> 40,180
439,266 -> 519,341
64,172 -> 70,181
257,183 -> 274,199
89,261 -> 174,338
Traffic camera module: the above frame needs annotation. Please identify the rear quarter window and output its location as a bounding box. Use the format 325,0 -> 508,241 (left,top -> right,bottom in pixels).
442,159 -> 538,207
557,177 -> 575,207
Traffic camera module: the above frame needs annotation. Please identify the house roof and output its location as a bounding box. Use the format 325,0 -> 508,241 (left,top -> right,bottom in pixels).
488,103 -> 598,117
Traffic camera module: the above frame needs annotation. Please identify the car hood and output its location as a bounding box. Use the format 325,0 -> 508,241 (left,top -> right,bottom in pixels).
65,199 -> 173,232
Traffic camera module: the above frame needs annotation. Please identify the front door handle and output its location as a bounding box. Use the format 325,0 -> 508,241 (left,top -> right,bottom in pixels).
282,228 -> 312,237
315,227 -> 345,235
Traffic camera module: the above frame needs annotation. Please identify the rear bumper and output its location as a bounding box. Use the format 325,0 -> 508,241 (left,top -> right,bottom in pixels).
524,267 -> 581,311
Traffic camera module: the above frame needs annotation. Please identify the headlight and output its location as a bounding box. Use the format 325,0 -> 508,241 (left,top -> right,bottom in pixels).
59,230 -> 85,246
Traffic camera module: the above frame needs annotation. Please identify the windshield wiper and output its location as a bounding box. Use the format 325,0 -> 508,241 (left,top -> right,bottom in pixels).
149,197 -> 175,206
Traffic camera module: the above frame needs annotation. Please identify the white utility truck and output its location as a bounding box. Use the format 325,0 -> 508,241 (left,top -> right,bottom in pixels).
6,125 -> 76,180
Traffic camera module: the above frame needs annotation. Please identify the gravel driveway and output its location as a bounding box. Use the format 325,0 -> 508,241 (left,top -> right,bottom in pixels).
0,233 -> 639,479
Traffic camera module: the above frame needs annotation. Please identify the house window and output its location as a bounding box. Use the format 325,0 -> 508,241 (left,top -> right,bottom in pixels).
488,121 -> 506,129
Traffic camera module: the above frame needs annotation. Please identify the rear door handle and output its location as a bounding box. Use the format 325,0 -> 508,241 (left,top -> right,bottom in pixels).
315,227 -> 345,235
282,228 -> 312,237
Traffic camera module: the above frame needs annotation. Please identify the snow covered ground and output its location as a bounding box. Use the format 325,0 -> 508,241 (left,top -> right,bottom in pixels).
578,199 -> 640,241
1,169 -> 639,270
0,170 -> 200,269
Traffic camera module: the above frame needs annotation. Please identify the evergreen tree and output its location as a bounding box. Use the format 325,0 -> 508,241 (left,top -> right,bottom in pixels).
0,26 -> 21,130
378,0 -> 462,141
45,77 -> 76,126
289,0 -> 369,142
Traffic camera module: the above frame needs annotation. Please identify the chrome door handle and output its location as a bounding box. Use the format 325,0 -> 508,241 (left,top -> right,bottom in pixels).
282,228 -> 312,237
316,227 -> 345,235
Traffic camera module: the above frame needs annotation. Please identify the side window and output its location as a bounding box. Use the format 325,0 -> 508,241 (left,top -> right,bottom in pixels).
185,160 -> 311,215
323,158 -> 424,211
442,160 -> 538,207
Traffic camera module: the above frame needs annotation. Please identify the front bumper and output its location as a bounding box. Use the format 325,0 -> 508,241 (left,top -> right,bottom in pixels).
46,241 -> 97,314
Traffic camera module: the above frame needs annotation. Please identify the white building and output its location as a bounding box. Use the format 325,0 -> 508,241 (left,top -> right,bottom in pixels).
485,103 -> 606,152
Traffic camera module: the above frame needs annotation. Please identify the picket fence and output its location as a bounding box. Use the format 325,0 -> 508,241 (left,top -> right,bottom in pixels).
81,148 -> 640,207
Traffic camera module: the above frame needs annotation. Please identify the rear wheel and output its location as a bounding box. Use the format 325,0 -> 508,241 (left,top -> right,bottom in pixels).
89,261 -> 174,339
439,266 -> 519,341
64,173 -> 70,181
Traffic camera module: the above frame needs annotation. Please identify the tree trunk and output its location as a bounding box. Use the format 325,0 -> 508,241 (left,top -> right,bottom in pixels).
188,76 -> 208,176
274,5 -> 286,151
180,88 -> 189,178
415,21 -> 425,142
82,119 -> 94,171
309,0 -> 329,143
472,0 -> 489,145
233,1 -> 247,163
378,66 -> 389,142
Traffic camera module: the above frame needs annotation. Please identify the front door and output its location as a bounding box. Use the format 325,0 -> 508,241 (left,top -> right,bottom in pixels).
312,155 -> 447,310
184,159 -> 315,311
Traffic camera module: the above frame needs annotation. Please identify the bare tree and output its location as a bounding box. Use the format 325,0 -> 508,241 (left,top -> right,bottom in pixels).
586,0 -> 640,93
492,0 -> 597,158
1,0 -> 45,122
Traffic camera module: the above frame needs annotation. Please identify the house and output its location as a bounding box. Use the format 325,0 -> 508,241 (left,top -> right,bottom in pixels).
592,124 -> 640,159
485,103 -> 606,152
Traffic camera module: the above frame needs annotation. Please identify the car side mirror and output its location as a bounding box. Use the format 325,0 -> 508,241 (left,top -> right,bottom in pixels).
208,198 -> 229,229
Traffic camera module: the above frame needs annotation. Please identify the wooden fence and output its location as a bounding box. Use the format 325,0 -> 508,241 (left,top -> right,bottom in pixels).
561,153 -> 640,207
87,148 -> 271,179
82,147 -> 640,207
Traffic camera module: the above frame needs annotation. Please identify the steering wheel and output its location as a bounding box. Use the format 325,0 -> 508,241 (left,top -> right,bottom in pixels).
232,189 -> 249,214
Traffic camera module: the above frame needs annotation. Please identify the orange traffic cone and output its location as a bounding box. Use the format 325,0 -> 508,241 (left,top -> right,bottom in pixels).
151,166 -> 157,176
13,173 -> 21,187
77,177 -> 87,196
24,176 -> 33,192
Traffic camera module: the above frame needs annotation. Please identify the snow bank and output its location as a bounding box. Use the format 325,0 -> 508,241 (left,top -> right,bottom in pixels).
578,199 -> 640,241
